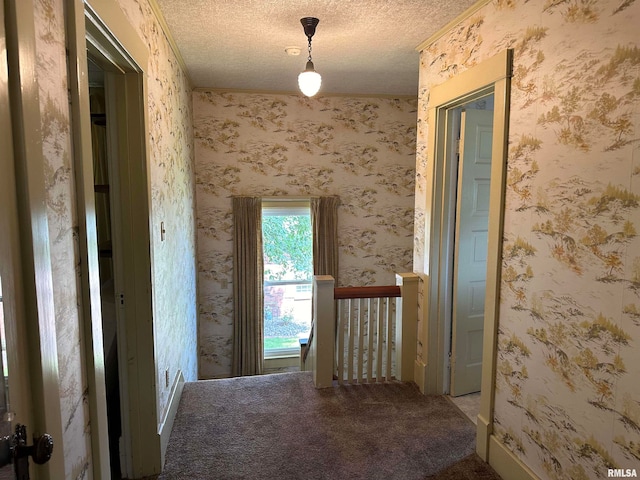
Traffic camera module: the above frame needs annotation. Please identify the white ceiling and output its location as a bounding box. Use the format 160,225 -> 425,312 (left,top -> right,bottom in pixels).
153,0 -> 480,96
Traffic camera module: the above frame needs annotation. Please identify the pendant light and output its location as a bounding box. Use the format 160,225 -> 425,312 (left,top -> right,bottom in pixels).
298,17 -> 321,97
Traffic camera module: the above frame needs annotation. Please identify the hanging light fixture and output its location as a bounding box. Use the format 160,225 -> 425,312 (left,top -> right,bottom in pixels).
298,17 -> 321,97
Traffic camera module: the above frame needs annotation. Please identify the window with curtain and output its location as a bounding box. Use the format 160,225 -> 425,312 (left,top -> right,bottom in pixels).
232,196 -> 339,374
262,200 -> 313,358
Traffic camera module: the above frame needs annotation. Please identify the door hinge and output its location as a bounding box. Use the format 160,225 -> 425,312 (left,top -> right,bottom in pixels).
455,138 -> 461,155
119,293 -> 124,306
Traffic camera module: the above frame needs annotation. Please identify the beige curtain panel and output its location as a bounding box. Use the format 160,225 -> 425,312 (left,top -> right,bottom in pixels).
311,195 -> 340,281
231,196 -> 264,376
306,196 -> 340,362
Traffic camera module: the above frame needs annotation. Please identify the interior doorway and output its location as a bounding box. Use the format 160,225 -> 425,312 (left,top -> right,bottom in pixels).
440,96 -> 495,425
87,57 -> 122,479
66,1 -> 161,476
421,49 -> 512,461
448,96 -> 495,401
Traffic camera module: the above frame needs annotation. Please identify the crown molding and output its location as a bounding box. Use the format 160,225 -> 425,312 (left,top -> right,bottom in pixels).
147,0 -> 192,88
416,0 -> 492,52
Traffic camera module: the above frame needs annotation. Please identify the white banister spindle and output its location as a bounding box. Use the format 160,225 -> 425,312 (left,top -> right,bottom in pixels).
395,273 -> 419,382
357,298 -> 365,383
347,298 -> 354,383
337,299 -> 345,385
313,275 -> 335,388
375,298 -> 383,381
367,298 -> 374,383
386,297 -> 392,381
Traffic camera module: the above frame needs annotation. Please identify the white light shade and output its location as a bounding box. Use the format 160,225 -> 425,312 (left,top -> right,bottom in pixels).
298,70 -> 322,97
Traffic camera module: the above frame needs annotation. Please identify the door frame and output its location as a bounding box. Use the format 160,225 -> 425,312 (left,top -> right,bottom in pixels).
65,1 -> 110,478
67,0 -> 160,476
420,49 -> 512,461
3,0 -> 65,477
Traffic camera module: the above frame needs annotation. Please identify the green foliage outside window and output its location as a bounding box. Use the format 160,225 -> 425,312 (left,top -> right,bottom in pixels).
263,212 -> 313,355
263,215 -> 312,280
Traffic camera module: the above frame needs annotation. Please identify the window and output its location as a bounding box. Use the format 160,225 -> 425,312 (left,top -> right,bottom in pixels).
262,200 -> 312,358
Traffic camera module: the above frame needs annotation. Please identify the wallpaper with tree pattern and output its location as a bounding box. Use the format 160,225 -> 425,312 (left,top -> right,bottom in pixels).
415,1 -> 640,478
195,91 -> 417,379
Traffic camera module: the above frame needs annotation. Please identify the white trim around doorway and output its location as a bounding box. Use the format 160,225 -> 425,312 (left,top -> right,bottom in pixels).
67,0 -> 164,477
418,49 -> 513,467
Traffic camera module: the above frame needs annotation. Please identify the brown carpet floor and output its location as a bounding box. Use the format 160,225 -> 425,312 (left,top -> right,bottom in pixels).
160,372 -> 502,480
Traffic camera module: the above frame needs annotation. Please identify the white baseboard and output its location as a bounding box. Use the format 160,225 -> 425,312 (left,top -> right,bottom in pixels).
414,359 -> 427,393
476,412 -> 491,460
158,370 -> 185,468
488,435 -> 540,480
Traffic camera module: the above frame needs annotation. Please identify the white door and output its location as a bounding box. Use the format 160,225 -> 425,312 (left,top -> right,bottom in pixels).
1,0 -> 58,475
450,108 -> 493,397
0,1 -> 37,476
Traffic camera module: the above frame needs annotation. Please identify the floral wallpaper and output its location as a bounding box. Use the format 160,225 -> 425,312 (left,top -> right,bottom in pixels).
416,0 -> 640,478
195,91 -> 417,379
31,0 -> 197,476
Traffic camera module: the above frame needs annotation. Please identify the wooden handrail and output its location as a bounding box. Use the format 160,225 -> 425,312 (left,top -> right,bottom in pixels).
333,285 -> 401,300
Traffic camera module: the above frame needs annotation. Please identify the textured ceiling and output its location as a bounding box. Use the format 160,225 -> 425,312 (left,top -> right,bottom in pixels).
153,0 -> 480,96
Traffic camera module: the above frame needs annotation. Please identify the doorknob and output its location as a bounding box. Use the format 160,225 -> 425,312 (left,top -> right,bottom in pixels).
14,424 -> 54,464
0,424 -> 54,478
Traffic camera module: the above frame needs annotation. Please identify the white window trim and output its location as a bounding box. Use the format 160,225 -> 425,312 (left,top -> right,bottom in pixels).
262,199 -> 312,359
262,198 -> 311,216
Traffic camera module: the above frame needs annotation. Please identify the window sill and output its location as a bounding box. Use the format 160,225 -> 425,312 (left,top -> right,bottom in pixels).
263,355 -> 300,373
264,348 -> 299,360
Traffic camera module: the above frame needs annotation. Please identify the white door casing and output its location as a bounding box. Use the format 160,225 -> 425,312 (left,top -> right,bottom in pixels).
450,108 -> 494,397
69,0 -> 161,476
66,1 -> 111,478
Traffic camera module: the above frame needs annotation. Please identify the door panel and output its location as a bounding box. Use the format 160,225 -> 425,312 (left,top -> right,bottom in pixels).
1,0 -> 59,476
0,282 -> 14,479
451,108 -> 494,397
1,0 -> 27,476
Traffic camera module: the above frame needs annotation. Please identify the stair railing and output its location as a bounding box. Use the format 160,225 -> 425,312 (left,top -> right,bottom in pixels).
309,273 -> 418,388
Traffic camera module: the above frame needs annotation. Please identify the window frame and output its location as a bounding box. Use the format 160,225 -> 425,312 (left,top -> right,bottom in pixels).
262,199 -> 312,359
